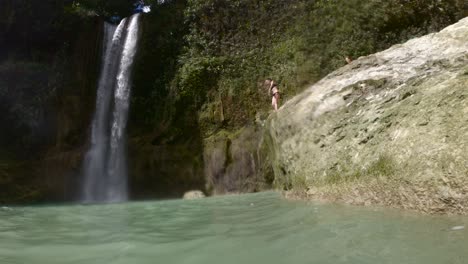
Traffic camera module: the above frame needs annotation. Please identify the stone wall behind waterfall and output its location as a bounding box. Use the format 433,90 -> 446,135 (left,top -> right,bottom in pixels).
269,17 -> 468,194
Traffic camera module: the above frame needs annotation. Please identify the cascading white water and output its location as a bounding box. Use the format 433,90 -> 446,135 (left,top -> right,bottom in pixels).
82,14 -> 140,203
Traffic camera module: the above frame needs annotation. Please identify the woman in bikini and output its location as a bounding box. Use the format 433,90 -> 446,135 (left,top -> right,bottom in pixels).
265,78 -> 280,111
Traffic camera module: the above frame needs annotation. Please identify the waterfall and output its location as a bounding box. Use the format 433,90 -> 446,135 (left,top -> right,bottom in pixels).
81,14 -> 141,203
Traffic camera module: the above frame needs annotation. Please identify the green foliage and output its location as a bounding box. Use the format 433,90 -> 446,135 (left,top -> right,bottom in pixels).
177,56 -> 225,99
70,0 -> 131,17
71,0 -> 179,17
130,0 -> 192,137
172,0 -> 462,136
294,0 -> 460,81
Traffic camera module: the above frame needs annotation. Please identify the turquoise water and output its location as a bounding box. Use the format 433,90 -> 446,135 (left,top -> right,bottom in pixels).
0,192 -> 467,264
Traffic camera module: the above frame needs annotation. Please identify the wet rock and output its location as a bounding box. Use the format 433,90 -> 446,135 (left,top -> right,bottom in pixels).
203,127 -> 274,195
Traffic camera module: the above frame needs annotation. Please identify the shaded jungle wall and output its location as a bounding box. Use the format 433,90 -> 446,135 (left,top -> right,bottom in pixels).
0,0 -> 102,203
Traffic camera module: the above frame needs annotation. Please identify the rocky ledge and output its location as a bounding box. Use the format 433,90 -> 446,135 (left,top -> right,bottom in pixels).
269,17 -> 468,214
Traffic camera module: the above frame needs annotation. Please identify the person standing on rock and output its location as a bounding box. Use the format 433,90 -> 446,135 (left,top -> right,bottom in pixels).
265,78 -> 280,111
345,56 -> 352,64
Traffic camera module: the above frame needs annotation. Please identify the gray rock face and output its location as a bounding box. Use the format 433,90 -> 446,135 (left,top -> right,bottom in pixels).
269,17 -> 468,188
203,127 -> 274,194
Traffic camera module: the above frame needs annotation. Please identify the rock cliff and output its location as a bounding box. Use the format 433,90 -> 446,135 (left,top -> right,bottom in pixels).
269,17 -> 468,214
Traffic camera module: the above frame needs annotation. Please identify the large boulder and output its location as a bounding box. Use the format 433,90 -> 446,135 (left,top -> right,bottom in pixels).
269,17 -> 468,213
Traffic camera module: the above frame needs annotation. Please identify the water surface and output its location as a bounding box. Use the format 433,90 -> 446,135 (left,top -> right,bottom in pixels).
0,192 -> 467,264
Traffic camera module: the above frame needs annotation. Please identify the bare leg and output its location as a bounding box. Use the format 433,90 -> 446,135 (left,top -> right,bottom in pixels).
274,93 -> 280,111
272,94 -> 279,111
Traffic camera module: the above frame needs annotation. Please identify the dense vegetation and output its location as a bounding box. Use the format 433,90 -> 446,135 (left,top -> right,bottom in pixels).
0,0 -> 103,202
0,0 -> 98,158
175,0 -> 463,135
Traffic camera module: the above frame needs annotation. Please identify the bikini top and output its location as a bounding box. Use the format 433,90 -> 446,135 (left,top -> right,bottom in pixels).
270,84 -> 279,95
